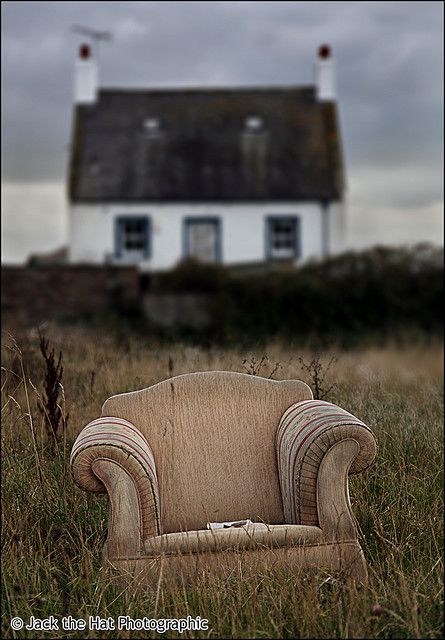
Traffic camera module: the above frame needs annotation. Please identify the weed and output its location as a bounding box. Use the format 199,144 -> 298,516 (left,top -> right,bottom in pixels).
38,329 -> 68,442
298,353 -> 338,400
242,355 -> 281,379
89,369 -> 95,395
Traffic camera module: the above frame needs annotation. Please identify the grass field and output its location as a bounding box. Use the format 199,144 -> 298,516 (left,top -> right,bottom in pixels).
1,325 -> 443,639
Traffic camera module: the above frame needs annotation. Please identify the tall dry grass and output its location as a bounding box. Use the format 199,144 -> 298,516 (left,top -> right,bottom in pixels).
1,325 -> 443,638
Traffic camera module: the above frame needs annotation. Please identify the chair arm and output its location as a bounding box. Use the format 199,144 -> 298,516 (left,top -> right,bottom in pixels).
276,400 -> 376,539
70,417 -> 161,559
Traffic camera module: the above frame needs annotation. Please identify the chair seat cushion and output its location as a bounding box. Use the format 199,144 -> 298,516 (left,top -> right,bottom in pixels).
143,523 -> 322,556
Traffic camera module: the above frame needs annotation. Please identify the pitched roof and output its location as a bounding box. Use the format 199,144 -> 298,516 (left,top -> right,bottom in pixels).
68,86 -> 344,202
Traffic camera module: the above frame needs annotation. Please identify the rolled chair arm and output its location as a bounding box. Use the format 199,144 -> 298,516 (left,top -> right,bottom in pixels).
276,400 -> 376,539
70,417 -> 161,559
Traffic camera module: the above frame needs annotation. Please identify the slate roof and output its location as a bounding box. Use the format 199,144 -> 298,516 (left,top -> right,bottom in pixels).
68,86 -> 344,202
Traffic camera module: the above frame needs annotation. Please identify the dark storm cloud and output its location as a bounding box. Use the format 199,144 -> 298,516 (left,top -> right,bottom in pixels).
1,1 -> 443,261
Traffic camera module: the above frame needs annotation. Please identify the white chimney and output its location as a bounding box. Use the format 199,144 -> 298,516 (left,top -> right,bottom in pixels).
315,44 -> 335,101
74,43 -> 97,104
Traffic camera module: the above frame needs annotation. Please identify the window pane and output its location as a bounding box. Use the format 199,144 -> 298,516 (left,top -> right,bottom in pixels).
269,218 -> 297,259
118,218 -> 148,258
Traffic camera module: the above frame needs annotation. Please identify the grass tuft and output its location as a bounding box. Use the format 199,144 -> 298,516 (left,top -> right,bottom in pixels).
1,327 -> 443,638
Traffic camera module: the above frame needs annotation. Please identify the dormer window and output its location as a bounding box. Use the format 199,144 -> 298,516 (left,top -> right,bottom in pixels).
143,117 -> 161,135
244,116 -> 264,132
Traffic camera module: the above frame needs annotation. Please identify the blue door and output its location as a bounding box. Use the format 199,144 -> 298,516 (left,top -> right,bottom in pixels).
184,218 -> 221,263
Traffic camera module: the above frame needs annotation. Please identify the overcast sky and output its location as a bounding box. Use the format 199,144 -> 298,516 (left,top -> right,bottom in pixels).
1,0 -> 443,263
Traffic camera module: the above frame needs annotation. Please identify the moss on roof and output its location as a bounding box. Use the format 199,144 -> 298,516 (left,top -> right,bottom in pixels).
68,86 -> 344,202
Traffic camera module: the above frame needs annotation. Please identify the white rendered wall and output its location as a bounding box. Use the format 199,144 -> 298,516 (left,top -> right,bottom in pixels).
326,201 -> 345,255
69,201 -> 345,270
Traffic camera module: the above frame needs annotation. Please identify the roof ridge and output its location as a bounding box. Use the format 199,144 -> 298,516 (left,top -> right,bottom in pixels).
98,85 -> 316,95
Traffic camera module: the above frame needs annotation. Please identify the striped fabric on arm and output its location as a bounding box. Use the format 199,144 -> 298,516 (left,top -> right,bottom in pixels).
275,400 -> 377,526
70,417 -> 161,537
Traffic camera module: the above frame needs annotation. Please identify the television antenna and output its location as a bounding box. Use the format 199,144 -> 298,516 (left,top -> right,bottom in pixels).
71,25 -> 112,59
72,25 -> 112,43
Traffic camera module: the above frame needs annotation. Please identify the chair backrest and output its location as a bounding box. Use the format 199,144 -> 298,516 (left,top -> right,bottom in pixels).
102,371 -> 312,534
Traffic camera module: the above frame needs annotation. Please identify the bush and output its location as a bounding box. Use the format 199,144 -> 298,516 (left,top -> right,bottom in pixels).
150,244 -> 443,346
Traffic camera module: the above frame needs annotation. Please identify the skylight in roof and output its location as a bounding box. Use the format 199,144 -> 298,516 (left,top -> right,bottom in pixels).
143,117 -> 161,134
244,116 -> 264,132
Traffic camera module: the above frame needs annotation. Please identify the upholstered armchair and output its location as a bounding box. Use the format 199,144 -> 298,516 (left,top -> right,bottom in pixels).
71,372 -> 376,583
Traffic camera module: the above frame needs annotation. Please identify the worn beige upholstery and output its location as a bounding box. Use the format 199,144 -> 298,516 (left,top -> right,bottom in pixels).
71,371 -> 376,584
143,524 -> 323,555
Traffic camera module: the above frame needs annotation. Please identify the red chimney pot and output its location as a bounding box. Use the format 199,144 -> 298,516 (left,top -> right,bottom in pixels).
79,44 -> 91,60
319,44 -> 331,59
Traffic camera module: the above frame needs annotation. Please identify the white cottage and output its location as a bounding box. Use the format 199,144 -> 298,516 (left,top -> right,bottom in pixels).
68,44 -> 345,270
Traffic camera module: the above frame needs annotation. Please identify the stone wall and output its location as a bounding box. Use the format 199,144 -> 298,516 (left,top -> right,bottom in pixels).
1,266 -> 141,330
143,293 -> 212,328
